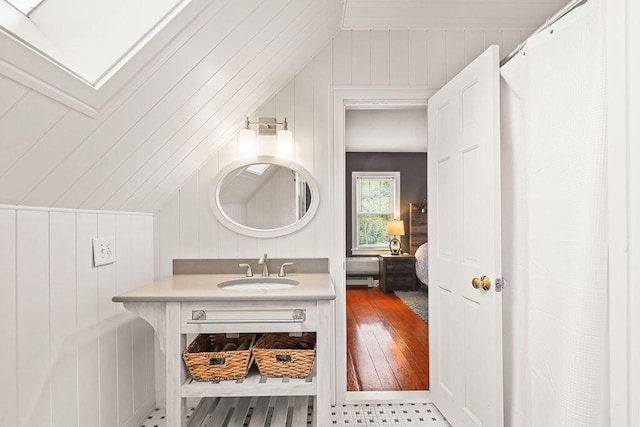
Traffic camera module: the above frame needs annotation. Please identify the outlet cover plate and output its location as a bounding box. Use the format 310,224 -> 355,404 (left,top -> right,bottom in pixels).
93,237 -> 115,267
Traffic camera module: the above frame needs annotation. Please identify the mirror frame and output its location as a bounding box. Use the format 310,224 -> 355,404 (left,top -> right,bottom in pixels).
210,155 -> 320,238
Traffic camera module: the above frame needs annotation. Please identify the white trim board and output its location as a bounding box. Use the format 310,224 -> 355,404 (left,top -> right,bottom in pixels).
0,204 -> 153,216
330,86 -> 436,404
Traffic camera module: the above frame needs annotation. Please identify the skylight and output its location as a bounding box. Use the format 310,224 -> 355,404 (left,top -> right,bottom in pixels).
245,164 -> 270,175
5,0 -> 44,15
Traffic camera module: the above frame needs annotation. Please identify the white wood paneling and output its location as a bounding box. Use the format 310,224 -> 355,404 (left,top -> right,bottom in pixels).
132,4 -> 344,214
0,205 -> 155,427
408,30 -> 428,86
159,193 -> 180,277
179,174 -> 199,258
390,30 -> 410,85
0,0 -> 341,214
16,209 -> 50,427
428,30 -> 447,88
503,29 -> 524,59
0,75 -> 28,117
370,30 -> 390,85
333,30 -> 352,85
342,0 -> 567,30
76,212 -> 100,425
293,62 -> 316,255
0,91 -> 67,175
116,215 -> 134,425
446,30 -> 466,82
197,154 -> 220,258
98,214 -> 118,427
49,211 -> 78,427
484,29 -> 504,54
0,109 -> 95,206
465,29 -> 486,66
127,0 -> 343,212
131,214 -> 156,410
312,42 -> 333,258
116,0 -> 321,210
351,30 -> 371,85
53,0 -> 270,209
74,0 -> 286,210
0,209 -> 17,427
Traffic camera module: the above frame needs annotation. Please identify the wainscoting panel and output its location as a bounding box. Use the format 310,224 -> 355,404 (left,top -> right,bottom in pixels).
0,205 -> 155,427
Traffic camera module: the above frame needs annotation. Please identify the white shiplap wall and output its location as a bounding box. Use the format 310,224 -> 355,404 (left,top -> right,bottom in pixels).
0,0 -> 343,213
155,28 -> 530,277
0,205 -> 155,427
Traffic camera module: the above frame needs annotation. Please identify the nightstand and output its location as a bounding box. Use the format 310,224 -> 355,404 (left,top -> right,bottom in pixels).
378,254 -> 416,293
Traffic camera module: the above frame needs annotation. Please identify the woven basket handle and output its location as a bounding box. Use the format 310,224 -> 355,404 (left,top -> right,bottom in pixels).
275,355 -> 292,363
210,357 -> 226,366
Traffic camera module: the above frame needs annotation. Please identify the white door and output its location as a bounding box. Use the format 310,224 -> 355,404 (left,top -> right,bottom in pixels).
427,45 -> 503,427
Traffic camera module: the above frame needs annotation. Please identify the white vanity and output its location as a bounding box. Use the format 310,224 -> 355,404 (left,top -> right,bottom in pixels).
113,272 -> 335,427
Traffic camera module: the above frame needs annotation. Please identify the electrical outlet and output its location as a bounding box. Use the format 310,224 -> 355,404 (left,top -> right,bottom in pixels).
93,237 -> 115,266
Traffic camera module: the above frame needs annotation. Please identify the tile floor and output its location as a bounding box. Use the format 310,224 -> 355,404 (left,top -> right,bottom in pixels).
140,402 -> 450,427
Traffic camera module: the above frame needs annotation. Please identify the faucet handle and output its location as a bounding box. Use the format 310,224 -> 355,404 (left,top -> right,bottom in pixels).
239,263 -> 253,277
278,262 -> 294,277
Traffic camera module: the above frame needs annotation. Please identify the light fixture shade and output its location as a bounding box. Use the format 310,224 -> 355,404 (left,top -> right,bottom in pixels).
238,128 -> 256,155
277,129 -> 294,157
386,220 -> 405,236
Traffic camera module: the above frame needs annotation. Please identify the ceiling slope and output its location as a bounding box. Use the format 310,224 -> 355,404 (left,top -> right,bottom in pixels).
342,0 -> 569,30
0,0 -> 343,212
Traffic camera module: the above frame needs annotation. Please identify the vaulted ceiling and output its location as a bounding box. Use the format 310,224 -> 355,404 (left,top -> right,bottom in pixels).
0,0 -> 567,212
342,0 -> 568,30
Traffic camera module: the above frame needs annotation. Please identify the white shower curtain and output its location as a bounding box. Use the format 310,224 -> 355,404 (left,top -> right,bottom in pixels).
500,0 -> 608,426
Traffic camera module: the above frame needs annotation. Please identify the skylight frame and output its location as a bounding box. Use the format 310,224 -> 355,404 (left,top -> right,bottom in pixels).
245,164 -> 270,176
4,0 -> 45,16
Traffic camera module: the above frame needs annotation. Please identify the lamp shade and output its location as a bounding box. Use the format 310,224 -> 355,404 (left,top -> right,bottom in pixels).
386,220 -> 405,236
238,128 -> 256,155
277,129 -> 294,157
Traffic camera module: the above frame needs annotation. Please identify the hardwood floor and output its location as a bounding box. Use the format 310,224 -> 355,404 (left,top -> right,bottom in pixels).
346,286 -> 429,391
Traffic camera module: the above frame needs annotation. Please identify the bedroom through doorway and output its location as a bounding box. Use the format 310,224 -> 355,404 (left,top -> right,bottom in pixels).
344,106 -> 429,392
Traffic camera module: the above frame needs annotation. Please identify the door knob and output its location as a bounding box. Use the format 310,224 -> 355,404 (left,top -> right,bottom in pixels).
472,276 -> 491,291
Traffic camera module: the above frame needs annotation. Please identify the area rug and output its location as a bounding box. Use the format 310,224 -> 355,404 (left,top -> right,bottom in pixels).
394,288 -> 428,323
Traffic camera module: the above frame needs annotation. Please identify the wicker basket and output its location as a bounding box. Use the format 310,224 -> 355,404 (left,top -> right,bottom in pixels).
183,334 -> 255,381
253,333 -> 316,378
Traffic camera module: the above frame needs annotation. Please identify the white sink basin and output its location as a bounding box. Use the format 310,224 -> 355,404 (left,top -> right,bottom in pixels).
217,277 -> 299,291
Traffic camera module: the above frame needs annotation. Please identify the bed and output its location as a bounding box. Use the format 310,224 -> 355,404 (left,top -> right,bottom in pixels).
415,242 -> 428,287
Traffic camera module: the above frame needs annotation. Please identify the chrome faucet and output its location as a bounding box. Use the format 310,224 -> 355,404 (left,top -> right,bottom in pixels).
238,263 -> 253,277
258,253 -> 269,277
278,262 -> 294,277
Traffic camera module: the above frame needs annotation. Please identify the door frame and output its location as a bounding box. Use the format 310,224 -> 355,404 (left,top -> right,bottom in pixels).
330,86 -> 436,404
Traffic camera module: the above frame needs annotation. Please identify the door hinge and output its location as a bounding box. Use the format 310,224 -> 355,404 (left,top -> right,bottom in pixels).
496,277 -> 507,292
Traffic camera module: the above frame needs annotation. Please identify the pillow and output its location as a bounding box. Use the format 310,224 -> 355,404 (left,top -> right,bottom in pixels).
415,242 -> 428,286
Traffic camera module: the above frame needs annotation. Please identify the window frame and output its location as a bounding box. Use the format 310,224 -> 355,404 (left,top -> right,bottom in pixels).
351,171 -> 401,255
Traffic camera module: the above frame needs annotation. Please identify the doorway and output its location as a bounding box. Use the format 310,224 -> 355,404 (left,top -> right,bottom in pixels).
331,87 -> 436,403
345,150 -> 428,391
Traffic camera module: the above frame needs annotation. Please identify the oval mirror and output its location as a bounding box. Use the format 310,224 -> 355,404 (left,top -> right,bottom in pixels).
210,156 -> 320,238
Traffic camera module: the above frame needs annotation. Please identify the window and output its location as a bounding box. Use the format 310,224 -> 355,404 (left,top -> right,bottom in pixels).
352,171 -> 400,255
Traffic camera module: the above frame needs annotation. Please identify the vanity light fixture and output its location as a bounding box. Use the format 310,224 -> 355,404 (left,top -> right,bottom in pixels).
239,117 -> 294,157
386,219 -> 405,255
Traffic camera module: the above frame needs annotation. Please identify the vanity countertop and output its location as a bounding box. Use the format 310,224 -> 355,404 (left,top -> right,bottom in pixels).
112,273 -> 335,302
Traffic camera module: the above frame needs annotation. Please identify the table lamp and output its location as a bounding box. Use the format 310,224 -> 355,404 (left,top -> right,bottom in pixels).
386,220 -> 405,255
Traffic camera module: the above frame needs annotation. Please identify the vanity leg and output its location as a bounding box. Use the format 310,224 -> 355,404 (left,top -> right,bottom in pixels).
165,302 -> 186,427
315,300 -> 331,427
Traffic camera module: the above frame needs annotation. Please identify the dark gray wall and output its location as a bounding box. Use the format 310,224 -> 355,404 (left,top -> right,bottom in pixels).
346,152 -> 427,256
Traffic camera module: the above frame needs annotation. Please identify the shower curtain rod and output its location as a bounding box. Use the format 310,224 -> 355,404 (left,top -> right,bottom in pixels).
500,0 -> 589,66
